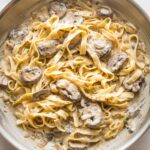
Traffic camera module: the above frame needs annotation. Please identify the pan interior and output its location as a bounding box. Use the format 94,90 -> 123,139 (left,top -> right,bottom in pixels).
0,0 -> 149,150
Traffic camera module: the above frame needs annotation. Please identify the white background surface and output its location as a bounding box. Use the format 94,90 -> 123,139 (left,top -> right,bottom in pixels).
0,0 -> 149,150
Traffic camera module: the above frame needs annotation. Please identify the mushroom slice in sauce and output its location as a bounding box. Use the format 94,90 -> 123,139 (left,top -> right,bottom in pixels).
97,6 -> 113,18
21,66 -> 42,85
125,102 -> 143,133
124,22 -> 137,34
125,119 -> 136,133
80,102 -> 102,129
68,142 -> 87,150
80,98 -> 91,107
125,105 -> 141,133
48,1 -> 67,18
56,79 -> 81,102
127,106 -> 141,119
108,52 -> 128,73
89,38 -> 112,58
37,40 -> 59,58
61,11 -> 84,27
9,28 -> 28,41
123,74 -> 144,93
33,89 -> 50,101
0,75 -> 9,88
32,7 -> 50,22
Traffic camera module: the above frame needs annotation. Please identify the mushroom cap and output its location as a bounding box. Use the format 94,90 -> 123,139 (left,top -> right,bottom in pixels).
49,1 -> 67,18
61,11 -> 84,27
21,66 -> 42,85
97,6 -> 113,18
33,89 -> 50,101
108,52 -> 128,72
56,79 -> 81,102
37,39 -> 59,58
9,28 -> 28,40
81,102 -> 103,129
89,38 -> 112,58
123,74 -> 144,93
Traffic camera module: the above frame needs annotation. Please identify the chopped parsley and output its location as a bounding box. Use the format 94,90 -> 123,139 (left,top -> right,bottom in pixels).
123,117 -> 129,124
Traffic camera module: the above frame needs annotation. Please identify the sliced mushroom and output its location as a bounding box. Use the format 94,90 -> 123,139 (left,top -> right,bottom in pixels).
108,52 -> 128,73
61,12 -> 84,26
48,1 -> 67,18
81,98 -> 91,107
80,102 -> 102,129
127,106 -> 140,119
37,40 -> 59,58
125,119 -> 136,133
124,23 -> 137,34
32,7 -> 50,22
69,35 -> 81,49
125,103 -> 143,133
33,89 -> 50,101
0,75 -> 9,88
21,66 -> 42,85
9,28 -> 28,41
47,129 -> 62,141
68,142 -> 87,150
123,76 -> 144,93
89,38 -> 112,58
97,6 -> 113,18
56,79 -> 81,102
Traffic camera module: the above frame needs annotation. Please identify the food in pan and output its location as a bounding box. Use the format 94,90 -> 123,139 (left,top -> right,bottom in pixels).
0,0 -> 149,149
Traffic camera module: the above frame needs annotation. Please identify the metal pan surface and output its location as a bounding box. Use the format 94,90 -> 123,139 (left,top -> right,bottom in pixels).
0,0 -> 149,150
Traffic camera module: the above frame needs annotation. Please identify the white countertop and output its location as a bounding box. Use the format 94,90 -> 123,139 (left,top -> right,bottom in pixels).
0,0 -> 149,150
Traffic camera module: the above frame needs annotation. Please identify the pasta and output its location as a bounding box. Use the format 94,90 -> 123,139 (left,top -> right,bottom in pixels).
0,0 -> 149,149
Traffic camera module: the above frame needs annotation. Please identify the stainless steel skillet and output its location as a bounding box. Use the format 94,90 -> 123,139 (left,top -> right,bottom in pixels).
0,0 -> 149,150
